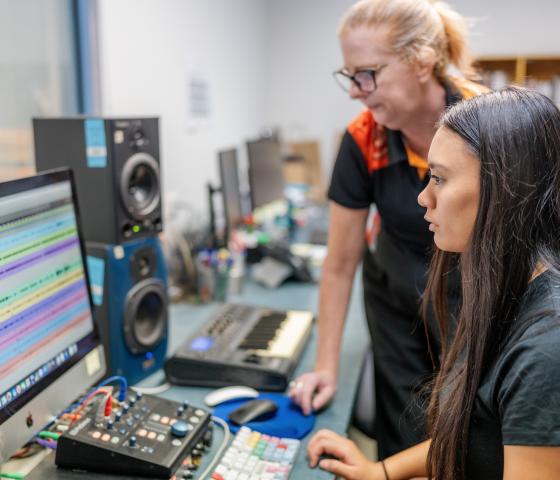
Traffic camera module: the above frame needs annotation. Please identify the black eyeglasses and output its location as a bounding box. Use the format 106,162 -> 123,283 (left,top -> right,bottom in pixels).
333,65 -> 389,93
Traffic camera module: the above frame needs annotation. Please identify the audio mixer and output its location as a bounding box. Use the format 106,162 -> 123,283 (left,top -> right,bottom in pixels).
55,390 -> 212,478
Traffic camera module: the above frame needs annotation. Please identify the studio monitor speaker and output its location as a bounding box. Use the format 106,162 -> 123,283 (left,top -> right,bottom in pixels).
33,117 -> 163,245
86,236 -> 168,385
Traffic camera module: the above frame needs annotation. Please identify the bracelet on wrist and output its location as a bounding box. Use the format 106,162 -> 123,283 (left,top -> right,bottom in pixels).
381,460 -> 390,480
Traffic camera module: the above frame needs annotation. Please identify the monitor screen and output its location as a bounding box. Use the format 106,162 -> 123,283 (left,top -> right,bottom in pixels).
218,148 -> 244,232
246,138 -> 285,210
0,169 -> 105,463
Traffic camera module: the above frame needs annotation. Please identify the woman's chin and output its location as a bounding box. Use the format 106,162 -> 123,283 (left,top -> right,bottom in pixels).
370,108 -> 398,129
434,236 -> 465,254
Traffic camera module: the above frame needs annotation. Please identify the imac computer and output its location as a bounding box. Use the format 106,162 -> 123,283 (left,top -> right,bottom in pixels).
0,169 -> 106,463
218,148 -> 244,237
246,138 -> 286,212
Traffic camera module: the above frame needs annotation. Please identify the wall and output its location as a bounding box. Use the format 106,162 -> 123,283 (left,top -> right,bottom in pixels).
97,0 -> 267,214
451,0 -> 560,56
263,0 -> 560,181
98,0 -> 560,214
262,0 -> 359,184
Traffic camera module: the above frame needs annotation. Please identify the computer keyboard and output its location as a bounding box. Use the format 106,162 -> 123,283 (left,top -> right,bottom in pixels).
211,426 -> 300,479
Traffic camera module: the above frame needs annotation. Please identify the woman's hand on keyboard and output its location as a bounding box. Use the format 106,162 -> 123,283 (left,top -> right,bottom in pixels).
307,429 -> 384,480
287,370 -> 337,415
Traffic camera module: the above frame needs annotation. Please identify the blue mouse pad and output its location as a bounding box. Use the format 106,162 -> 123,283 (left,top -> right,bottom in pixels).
212,392 -> 315,439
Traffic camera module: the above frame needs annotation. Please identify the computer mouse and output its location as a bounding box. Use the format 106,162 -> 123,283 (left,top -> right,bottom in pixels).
204,385 -> 259,407
228,399 -> 278,425
313,453 -> 341,469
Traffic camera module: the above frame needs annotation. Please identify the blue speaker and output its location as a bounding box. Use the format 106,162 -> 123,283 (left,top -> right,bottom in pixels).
86,236 -> 168,385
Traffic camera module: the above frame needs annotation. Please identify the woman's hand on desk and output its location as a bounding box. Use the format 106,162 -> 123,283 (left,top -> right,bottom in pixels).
288,370 -> 337,415
307,429 -> 384,480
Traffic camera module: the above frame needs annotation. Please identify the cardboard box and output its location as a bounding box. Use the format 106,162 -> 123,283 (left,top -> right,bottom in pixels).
284,141 -> 326,201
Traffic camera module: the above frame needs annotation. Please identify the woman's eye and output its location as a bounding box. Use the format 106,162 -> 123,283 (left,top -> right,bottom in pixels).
428,171 -> 443,185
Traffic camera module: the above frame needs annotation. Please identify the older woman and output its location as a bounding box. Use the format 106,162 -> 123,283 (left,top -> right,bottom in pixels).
290,0 -> 486,457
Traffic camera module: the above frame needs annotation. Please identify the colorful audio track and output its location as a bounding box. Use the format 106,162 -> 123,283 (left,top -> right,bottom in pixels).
0,202 -> 94,410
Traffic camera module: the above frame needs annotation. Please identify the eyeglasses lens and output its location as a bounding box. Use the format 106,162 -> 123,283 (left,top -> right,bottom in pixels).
334,71 -> 376,92
334,72 -> 353,92
354,71 -> 375,92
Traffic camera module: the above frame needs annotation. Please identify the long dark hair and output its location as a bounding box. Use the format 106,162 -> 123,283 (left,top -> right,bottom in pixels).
423,87 -> 560,479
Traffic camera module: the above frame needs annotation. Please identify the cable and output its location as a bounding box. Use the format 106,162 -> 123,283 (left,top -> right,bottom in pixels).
9,446 -> 35,459
68,388 -> 111,426
95,393 -> 113,423
35,438 -> 56,450
130,382 -> 171,395
38,431 -> 60,441
58,376 -> 126,421
97,376 -> 128,402
196,416 -> 231,480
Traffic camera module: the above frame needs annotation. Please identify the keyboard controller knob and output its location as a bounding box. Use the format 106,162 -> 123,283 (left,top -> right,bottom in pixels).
171,421 -> 189,438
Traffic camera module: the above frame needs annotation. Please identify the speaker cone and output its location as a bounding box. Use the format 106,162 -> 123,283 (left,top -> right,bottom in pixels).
120,153 -> 161,219
123,278 -> 168,354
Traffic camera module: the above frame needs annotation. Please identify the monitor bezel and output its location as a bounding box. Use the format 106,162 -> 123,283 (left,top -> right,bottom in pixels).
218,148 -> 244,233
246,138 -> 285,210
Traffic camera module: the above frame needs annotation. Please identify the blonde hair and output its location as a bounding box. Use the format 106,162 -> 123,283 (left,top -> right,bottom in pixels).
338,0 -> 477,81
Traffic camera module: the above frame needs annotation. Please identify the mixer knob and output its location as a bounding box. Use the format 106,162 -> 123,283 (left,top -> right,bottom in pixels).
114,411 -> 122,421
106,420 -> 114,430
129,395 -> 137,405
171,421 -> 189,438
177,406 -> 185,417
122,403 -> 130,413
128,436 -> 137,447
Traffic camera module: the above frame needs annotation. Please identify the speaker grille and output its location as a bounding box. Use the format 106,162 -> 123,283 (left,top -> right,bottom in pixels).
120,152 -> 161,219
123,279 -> 168,354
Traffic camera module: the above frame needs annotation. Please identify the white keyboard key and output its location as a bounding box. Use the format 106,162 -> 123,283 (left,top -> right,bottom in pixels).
214,427 -> 300,480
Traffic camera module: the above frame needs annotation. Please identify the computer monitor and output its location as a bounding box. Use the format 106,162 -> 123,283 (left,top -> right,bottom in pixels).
0,169 -> 106,463
218,148 -> 244,233
246,138 -> 285,210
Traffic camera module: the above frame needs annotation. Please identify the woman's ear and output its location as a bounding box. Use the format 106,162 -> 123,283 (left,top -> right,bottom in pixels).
415,46 -> 437,83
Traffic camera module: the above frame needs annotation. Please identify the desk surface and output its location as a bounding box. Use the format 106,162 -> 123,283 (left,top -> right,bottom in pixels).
25,273 -> 368,479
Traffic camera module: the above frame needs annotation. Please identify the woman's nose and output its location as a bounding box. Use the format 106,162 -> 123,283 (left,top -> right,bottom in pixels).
418,186 -> 430,208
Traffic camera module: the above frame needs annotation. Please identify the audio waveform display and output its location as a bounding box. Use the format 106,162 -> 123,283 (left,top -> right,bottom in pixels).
0,197 -> 94,397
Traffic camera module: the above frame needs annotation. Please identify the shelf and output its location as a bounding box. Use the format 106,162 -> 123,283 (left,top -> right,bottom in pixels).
475,56 -> 560,104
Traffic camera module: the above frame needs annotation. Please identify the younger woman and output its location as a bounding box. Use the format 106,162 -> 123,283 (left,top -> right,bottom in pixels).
307,87 -> 560,479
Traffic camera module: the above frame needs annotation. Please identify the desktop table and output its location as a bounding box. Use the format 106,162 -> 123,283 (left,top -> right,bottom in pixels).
25,272 -> 369,479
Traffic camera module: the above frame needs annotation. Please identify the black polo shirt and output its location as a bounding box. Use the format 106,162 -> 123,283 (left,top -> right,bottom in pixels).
328,84 -> 463,259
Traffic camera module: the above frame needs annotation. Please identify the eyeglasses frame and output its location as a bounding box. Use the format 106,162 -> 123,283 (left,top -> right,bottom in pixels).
332,64 -> 389,93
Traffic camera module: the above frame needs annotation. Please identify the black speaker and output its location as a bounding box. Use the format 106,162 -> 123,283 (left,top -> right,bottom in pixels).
33,117 -> 163,244
86,236 -> 168,385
